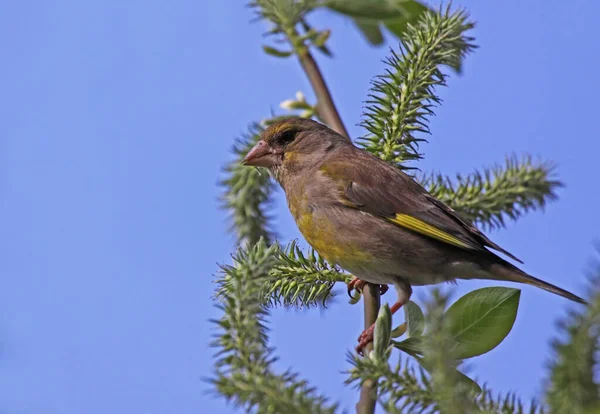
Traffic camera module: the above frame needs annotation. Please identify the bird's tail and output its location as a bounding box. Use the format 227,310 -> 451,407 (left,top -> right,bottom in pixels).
489,262 -> 586,305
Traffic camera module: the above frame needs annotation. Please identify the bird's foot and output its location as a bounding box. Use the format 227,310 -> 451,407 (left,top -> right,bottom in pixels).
355,324 -> 376,356
347,277 -> 388,298
355,299 -> 408,356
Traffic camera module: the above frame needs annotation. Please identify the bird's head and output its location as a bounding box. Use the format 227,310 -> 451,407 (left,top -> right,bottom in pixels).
241,117 -> 347,176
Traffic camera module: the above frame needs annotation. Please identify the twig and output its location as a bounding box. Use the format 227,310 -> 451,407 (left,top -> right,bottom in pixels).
356,283 -> 381,414
296,49 -> 349,138
290,39 -> 379,414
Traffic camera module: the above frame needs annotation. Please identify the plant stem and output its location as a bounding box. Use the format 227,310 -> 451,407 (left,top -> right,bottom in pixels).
289,33 -> 378,414
296,49 -> 349,138
356,283 -> 381,414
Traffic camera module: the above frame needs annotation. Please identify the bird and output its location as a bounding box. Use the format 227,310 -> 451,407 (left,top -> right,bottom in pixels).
241,116 -> 586,355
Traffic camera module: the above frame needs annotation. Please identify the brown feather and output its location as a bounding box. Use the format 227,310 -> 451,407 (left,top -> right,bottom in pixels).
320,146 -> 521,262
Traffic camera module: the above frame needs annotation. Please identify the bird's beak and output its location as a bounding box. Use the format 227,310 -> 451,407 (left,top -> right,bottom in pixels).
241,140 -> 274,167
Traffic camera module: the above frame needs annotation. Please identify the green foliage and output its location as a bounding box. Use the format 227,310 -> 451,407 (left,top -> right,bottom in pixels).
325,0 -> 430,47
279,91 -> 317,119
211,240 -> 339,414
423,156 -> 563,230
253,0 -> 432,58
391,289 -> 518,400
220,124 -> 276,245
475,389 -> 545,414
359,6 -> 476,167
215,240 -> 349,308
264,240 -> 349,307
263,44 -> 294,57
249,0 -> 318,31
214,1 -> 587,413
545,257 -> 600,414
251,0 -> 332,58
348,289 -> 540,413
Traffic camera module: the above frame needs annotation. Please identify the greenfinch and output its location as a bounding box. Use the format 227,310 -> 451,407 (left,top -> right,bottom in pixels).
242,117 -> 585,354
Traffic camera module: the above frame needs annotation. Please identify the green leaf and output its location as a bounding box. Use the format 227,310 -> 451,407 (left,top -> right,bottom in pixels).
404,300 -> 425,337
312,29 -> 331,47
390,322 -> 407,338
373,303 -> 392,359
326,0 -> 423,20
394,339 -> 483,395
383,1 -> 429,38
353,19 -> 384,45
262,45 -> 293,57
315,44 -> 333,57
454,370 -> 482,395
393,336 -> 423,356
444,287 -> 521,359
326,0 -> 430,46
414,355 -> 482,395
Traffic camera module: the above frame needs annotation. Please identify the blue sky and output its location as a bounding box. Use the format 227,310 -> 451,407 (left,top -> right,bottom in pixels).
1,1 -> 599,413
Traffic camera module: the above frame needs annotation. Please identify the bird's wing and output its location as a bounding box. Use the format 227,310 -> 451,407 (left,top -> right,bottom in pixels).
320,149 -> 522,263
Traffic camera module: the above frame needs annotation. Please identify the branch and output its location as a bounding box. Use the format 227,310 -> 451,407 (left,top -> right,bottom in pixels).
295,48 -> 349,137
220,123 -> 276,245
291,39 -> 379,414
211,240 -> 339,414
356,283 -> 382,414
422,156 -> 563,231
251,1 -> 380,410
359,6 -> 476,167
250,0 -> 348,136
345,299 -> 436,413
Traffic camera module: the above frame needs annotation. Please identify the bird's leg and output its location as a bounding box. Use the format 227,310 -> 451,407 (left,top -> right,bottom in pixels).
347,277 -> 389,298
355,282 -> 411,356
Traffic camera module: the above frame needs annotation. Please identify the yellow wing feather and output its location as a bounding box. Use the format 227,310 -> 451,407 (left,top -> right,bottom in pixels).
389,214 -> 472,249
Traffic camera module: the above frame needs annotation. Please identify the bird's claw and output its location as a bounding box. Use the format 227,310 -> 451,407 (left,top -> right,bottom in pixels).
347,278 -> 388,299
347,278 -> 367,298
356,325 -> 376,356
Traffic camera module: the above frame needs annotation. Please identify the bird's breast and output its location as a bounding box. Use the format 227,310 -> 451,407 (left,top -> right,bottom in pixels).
291,201 -> 374,268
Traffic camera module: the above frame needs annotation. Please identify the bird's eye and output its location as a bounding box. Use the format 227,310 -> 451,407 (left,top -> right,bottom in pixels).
277,129 -> 296,145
